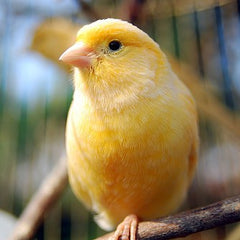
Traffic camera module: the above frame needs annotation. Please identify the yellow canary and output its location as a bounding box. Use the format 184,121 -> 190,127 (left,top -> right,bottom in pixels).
60,18 -> 198,239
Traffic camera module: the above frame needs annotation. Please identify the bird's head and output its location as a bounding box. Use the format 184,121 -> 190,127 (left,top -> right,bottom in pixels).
60,19 -> 170,110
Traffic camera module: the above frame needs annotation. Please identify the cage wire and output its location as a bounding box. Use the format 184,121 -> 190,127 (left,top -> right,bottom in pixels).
0,0 -> 240,239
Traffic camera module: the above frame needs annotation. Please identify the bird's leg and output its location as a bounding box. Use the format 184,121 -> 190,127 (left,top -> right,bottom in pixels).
110,214 -> 138,240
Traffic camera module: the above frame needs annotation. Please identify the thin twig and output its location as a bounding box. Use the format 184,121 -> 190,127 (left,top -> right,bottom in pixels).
9,157 -> 68,240
75,0 -> 101,20
126,0 -> 147,24
118,0 -> 147,25
95,195 -> 240,240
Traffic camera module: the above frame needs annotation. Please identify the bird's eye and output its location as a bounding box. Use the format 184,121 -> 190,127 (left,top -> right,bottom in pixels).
108,40 -> 122,51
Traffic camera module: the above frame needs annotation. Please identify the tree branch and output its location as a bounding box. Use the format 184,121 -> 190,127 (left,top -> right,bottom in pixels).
95,195 -> 240,240
9,157 -> 68,240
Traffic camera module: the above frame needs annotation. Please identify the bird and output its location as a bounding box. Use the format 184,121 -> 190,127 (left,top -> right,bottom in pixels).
60,18 -> 199,240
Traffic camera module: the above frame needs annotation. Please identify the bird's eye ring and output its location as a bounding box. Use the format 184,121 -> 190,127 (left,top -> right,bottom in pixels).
108,40 -> 122,51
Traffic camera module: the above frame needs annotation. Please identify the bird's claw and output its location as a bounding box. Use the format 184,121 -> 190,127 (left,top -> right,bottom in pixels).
110,214 -> 138,240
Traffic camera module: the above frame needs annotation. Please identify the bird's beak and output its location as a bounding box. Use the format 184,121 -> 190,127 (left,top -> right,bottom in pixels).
59,42 -> 94,68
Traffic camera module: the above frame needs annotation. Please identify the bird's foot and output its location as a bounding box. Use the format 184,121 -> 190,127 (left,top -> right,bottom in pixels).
110,214 -> 138,240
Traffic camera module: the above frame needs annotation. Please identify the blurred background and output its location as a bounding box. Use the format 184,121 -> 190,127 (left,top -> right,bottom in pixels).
0,0 -> 240,239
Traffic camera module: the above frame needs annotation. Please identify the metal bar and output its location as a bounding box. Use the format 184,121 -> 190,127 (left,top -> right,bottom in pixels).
193,10 -> 205,77
214,6 -> 235,109
171,14 -> 180,59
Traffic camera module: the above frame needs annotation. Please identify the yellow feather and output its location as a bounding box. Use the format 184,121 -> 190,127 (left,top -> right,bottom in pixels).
63,18 -> 199,231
